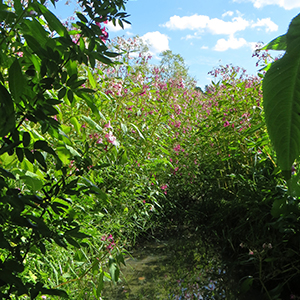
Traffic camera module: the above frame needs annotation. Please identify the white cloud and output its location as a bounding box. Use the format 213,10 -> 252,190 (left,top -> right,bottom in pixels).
106,21 -> 131,32
208,17 -> 249,35
222,11 -> 234,17
162,14 -> 249,35
162,14 -> 210,30
162,13 -> 277,35
234,0 -> 300,10
213,35 -> 249,51
125,31 -> 134,36
201,46 -> 209,49
251,18 -> 278,32
182,32 -> 202,40
162,12 -> 278,53
141,31 -> 170,57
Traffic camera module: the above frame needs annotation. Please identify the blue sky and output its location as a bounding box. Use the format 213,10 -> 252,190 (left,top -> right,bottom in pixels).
52,0 -> 300,88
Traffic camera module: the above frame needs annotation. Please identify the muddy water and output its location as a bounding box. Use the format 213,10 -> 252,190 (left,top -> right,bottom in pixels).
102,233 -> 239,299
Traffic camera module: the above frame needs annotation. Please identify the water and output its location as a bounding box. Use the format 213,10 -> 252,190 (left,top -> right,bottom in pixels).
102,231 -> 239,299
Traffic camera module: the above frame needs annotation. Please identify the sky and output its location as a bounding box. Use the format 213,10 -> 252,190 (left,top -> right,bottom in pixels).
52,0 -> 300,88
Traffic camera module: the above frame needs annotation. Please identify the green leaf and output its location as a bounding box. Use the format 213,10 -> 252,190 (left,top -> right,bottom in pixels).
261,34 -> 287,51
21,19 -> 49,47
65,226 -> 90,239
58,87 -> 67,99
89,53 -> 96,68
34,140 -> 56,156
81,115 -> 102,131
240,276 -> 253,293
271,198 -> 288,218
56,146 -> 71,164
108,257 -> 119,284
65,144 -> 81,157
120,123 -> 127,134
67,89 -> 74,103
34,151 -> 47,171
66,74 -> 77,86
130,123 -> 144,139
65,235 -> 81,248
87,68 -> 96,89
81,177 -> 107,200
40,288 -> 69,298
65,60 -> 78,77
76,12 -> 88,23
104,51 -> 120,58
24,34 -> 47,57
0,83 -> 15,138
38,242 -> 46,255
23,132 -> 31,147
70,117 -> 81,134
13,0 -> 23,15
70,79 -> 86,90
263,13 -> 300,178
0,167 -> 16,179
24,148 -> 35,163
95,53 -> 112,65
16,147 -> 24,162
33,2 -> 68,37
96,272 -> 104,297
9,59 -> 26,102
21,171 -> 43,191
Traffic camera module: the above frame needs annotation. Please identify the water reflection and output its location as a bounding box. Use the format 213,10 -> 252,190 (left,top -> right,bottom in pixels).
102,232 -> 237,299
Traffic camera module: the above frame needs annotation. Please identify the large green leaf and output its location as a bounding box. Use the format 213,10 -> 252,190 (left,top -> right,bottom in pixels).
263,13 -> 300,179
0,83 -> 15,137
261,34 -> 287,51
32,2 -> 69,37
20,171 -> 43,192
9,59 -> 26,102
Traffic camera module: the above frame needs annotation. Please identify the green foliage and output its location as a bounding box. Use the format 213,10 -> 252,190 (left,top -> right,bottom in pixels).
0,0 -> 130,298
2,3 -> 300,299
262,13 -> 300,180
159,50 -> 194,84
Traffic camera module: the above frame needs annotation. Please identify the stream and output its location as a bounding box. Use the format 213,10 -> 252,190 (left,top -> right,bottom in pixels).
102,230 -> 243,299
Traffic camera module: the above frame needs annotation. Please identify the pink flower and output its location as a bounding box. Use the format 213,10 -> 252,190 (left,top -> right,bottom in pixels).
104,121 -> 112,129
161,184 -> 168,190
107,242 -> 115,250
105,131 -> 117,145
173,145 -> 181,152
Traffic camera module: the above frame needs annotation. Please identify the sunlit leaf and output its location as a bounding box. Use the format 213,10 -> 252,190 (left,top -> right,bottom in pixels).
263,13 -> 300,179
33,2 -> 69,37
0,83 -> 15,138
261,34 -> 287,51
9,59 -> 26,103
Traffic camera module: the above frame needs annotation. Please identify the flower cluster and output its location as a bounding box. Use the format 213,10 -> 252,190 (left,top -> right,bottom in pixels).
101,234 -> 116,251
